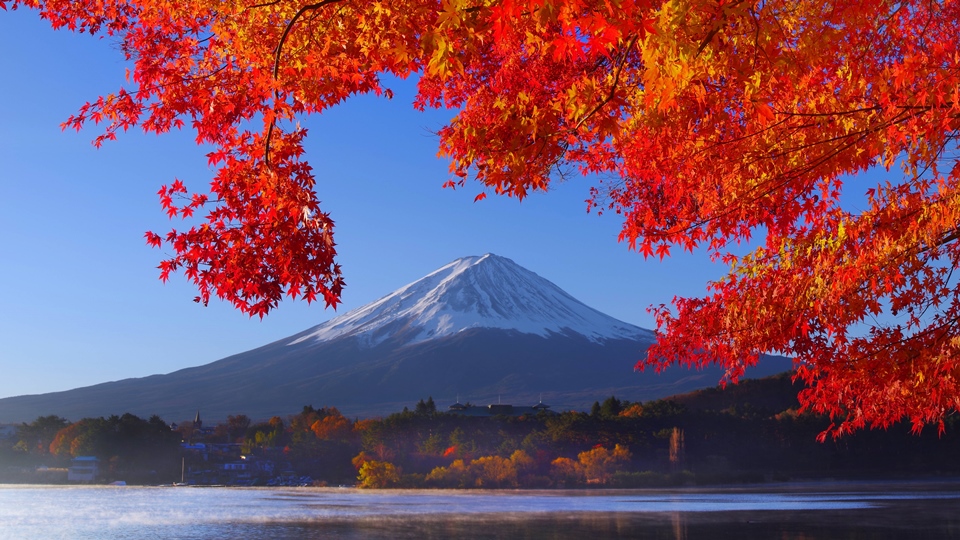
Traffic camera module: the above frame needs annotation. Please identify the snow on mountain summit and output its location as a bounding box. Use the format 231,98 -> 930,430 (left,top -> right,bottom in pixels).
290,254 -> 652,347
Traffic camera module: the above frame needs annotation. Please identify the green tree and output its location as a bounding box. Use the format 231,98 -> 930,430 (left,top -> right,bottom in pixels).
600,396 -> 623,418
17,415 -> 69,454
243,417 -> 287,453
590,402 -> 602,418
415,397 -> 437,416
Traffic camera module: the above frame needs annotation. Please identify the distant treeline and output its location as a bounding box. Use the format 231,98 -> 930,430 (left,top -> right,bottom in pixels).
2,374 -> 959,487
1,413 -> 181,484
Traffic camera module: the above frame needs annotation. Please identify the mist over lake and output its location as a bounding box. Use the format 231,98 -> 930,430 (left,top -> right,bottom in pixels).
2,482 -> 958,540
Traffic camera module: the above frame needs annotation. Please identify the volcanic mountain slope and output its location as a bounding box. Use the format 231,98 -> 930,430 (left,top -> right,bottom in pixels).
291,253 -> 650,346
0,254 -> 791,423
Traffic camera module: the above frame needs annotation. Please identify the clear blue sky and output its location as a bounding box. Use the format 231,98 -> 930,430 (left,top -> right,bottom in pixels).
0,9 -> 727,400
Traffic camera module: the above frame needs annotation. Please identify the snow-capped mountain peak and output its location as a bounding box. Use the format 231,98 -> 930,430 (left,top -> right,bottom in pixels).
290,254 -> 652,347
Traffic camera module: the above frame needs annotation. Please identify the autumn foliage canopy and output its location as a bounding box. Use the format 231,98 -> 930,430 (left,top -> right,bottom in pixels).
5,0 -> 960,436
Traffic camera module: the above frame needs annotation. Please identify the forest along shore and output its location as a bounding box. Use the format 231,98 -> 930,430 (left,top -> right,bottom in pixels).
3,374 -> 959,487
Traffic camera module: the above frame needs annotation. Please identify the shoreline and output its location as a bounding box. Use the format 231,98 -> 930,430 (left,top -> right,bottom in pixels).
4,476 -> 960,492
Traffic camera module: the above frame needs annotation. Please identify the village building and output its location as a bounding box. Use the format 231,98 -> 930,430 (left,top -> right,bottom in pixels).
447,398 -> 554,417
67,456 -> 99,482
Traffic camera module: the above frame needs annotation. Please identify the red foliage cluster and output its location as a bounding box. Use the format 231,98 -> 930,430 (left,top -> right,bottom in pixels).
7,0 -> 960,434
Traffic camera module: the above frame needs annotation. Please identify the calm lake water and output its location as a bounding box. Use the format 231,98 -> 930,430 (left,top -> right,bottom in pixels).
1,482 -> 959,539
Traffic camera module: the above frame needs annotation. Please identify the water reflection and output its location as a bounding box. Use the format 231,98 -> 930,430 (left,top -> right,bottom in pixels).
195,509 -> 960,540
672,511 -> 686,540
265,506 -> 959,540
1,484 -> 958,540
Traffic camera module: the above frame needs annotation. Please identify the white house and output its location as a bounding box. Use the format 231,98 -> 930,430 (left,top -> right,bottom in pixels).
67,456 -> 99,482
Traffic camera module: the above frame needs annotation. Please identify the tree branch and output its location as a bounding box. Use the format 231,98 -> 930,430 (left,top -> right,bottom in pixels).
572,34 -> 638,132
265,0 -> 345,169
247,0 -> 282,8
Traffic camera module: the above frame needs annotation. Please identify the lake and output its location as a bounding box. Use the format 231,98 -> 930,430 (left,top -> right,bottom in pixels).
1,481 -> 959,539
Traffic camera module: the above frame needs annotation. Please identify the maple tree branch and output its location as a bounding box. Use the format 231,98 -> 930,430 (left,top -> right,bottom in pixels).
774,106 -> 883,118
76,63 -> 229,109
181,64 -> 229,82
775,104 -> 960,119
757,107 -> 924,167
572,34 -> 638,132
695,230 -> 960,367
652,133 -> 866,242
247,0 -> 281,8
733,106 -> 923,188
912,263 -> 955,323
264,0 -> 345,169
638,105 -> 932,249
695,0 -> 750,56
838,312 -> 960,377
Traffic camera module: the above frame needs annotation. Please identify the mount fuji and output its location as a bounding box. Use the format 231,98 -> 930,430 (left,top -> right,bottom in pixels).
0,254 -> 790,423
291,254 -> 651,347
